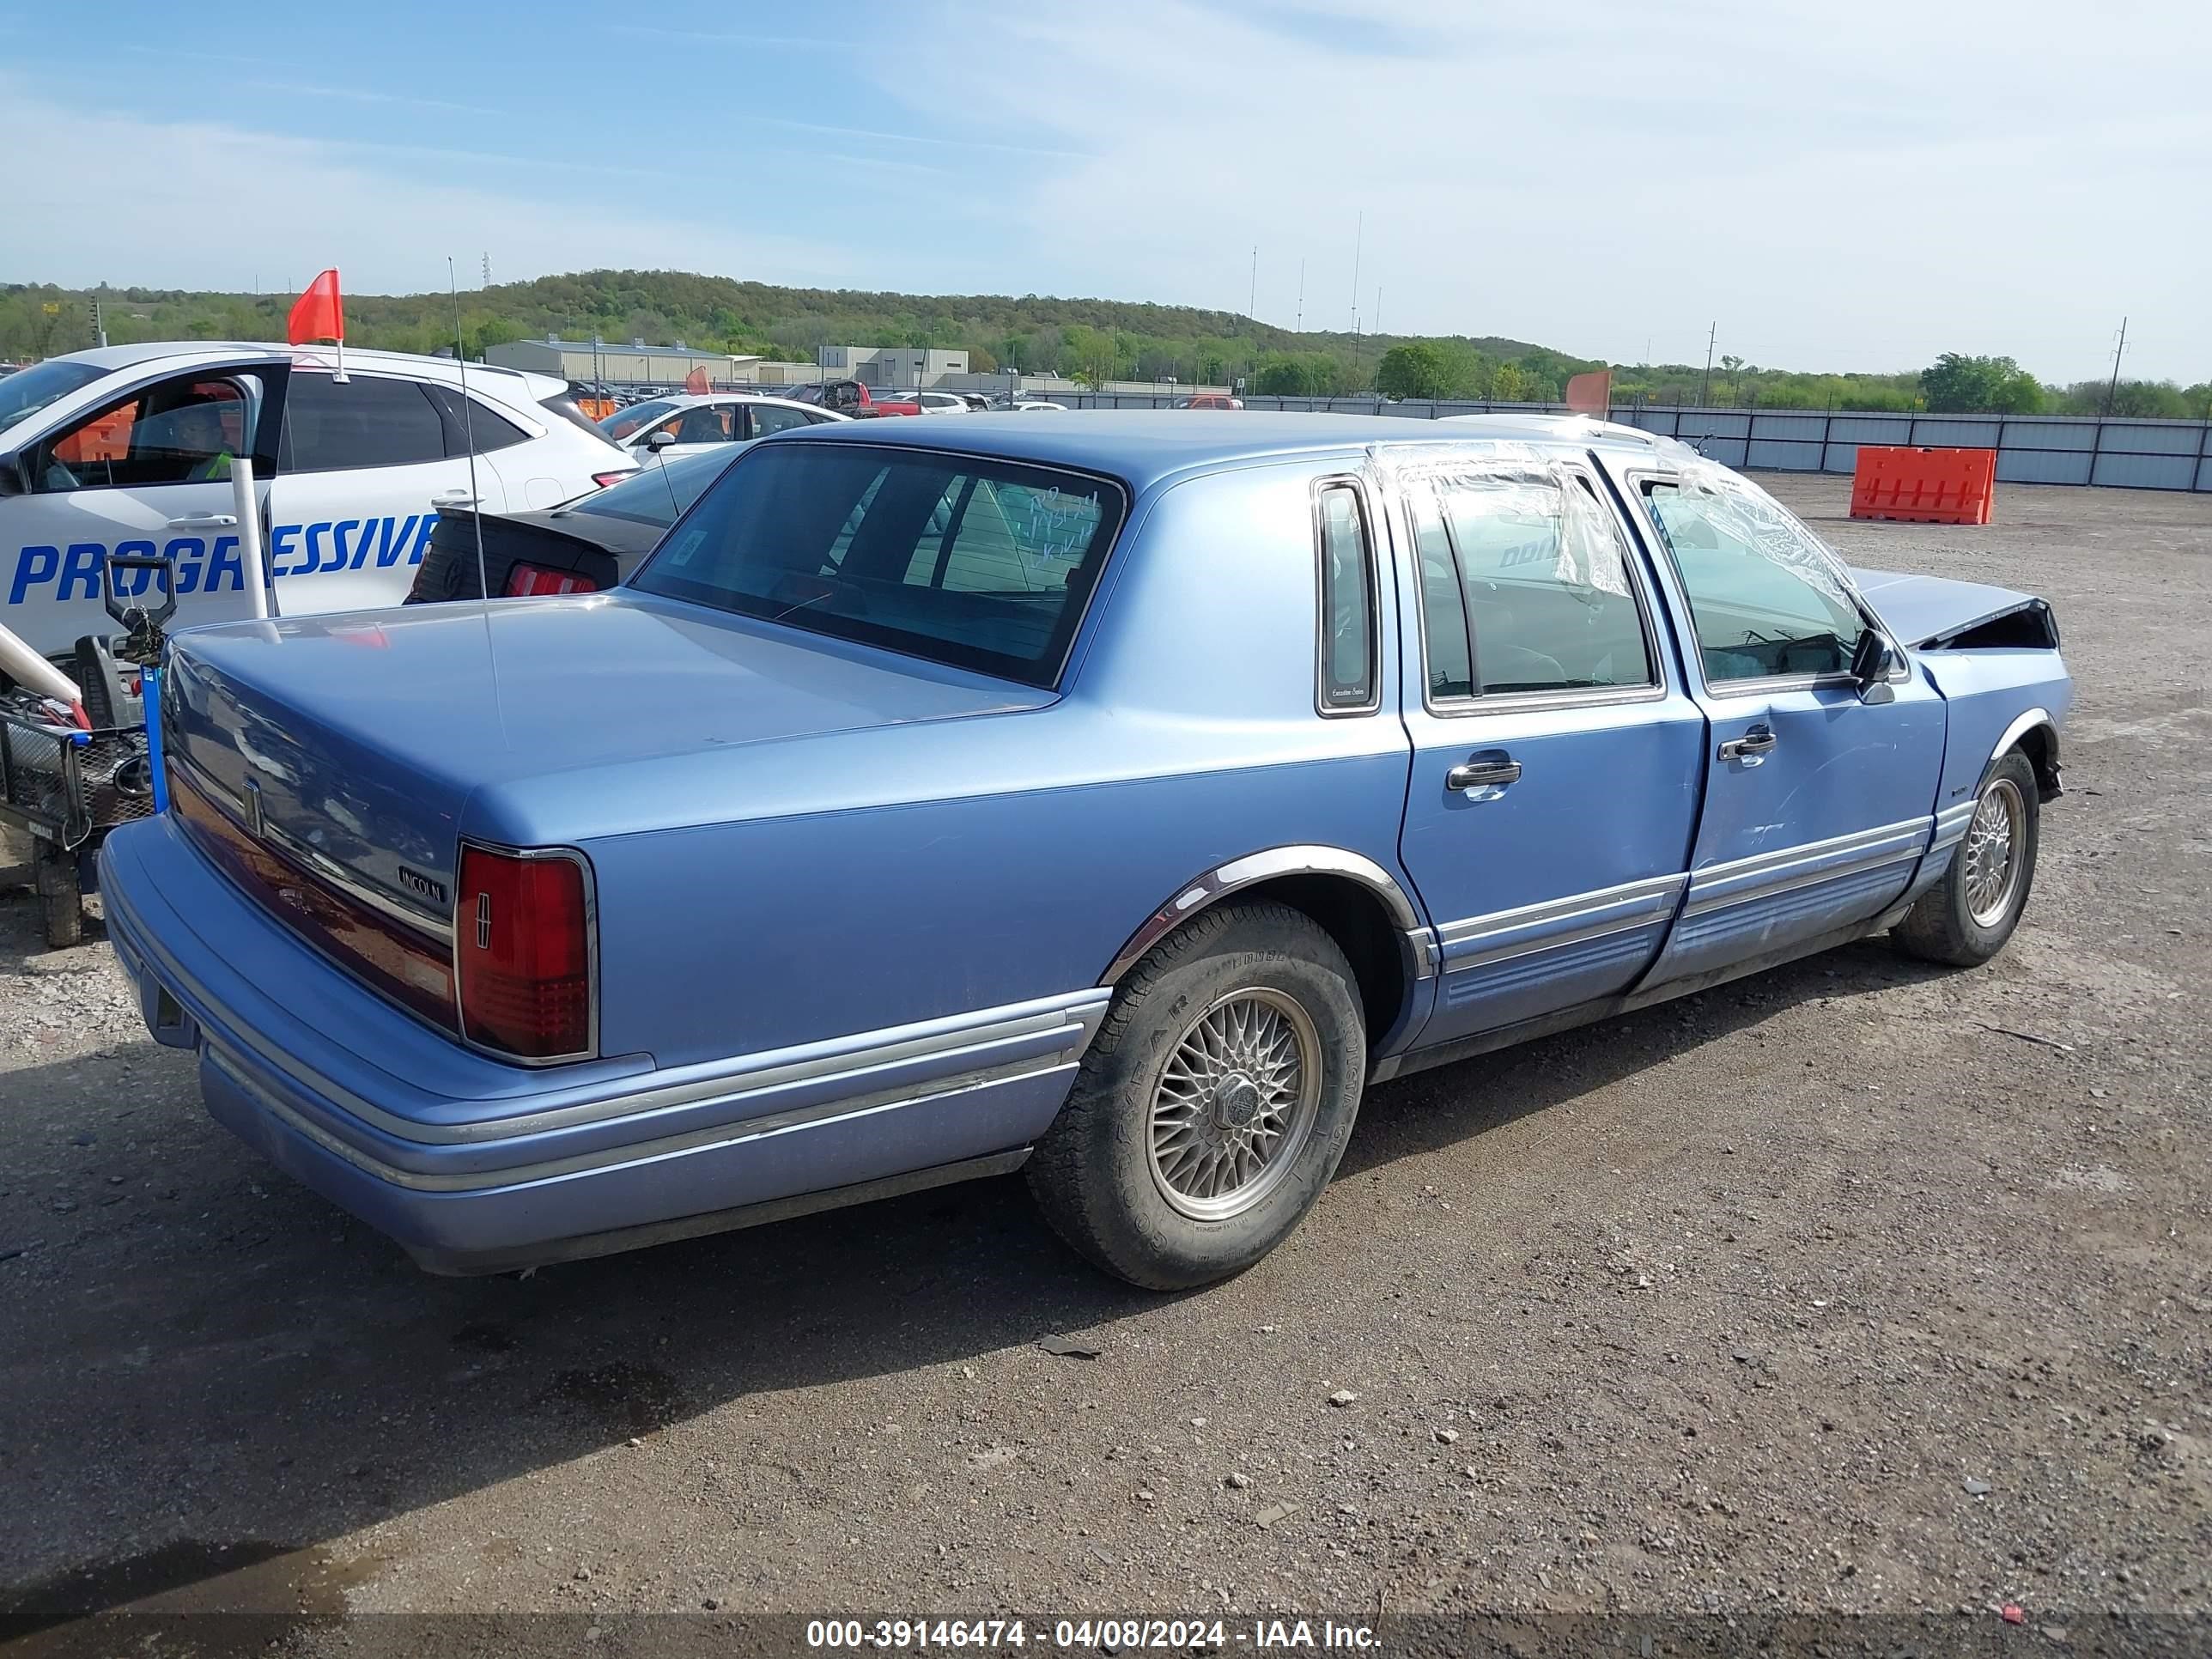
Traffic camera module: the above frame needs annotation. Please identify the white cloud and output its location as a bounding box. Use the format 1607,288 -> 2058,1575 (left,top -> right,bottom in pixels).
0,73 -> 860,297
880,0 -> 2212,380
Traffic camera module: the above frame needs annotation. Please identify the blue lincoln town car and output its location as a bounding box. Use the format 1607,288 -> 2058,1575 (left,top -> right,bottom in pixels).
100,414 -> 2069,1288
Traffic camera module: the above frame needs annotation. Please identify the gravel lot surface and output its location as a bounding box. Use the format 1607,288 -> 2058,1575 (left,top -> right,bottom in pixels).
1,476 -> 2206,1652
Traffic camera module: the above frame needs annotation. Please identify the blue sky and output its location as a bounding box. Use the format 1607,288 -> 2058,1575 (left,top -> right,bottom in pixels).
4,0 -> 2208,382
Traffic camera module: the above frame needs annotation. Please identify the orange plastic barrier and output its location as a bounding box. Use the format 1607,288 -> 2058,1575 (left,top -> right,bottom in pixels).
1850,445 -> 1996,526
574,397 -> 617,422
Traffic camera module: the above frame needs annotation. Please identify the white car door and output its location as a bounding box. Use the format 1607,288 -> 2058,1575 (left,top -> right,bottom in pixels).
2,362 -> 283,657
264,369 -> 513,615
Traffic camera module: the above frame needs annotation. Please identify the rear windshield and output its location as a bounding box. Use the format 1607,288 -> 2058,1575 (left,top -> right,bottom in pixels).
633,442 -> 1126,686
0,359 -> 106,437
562,446 -> 743,527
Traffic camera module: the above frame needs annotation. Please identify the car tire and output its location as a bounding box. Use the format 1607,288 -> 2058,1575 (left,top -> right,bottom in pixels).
1894,749 -> 2040,968
1026,901 -> 1367,1290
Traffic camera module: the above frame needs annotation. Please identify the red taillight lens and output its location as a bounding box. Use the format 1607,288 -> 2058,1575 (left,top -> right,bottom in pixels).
503,562 -> 598,597
456,846 -> 593,1060
591,470 -> 633,488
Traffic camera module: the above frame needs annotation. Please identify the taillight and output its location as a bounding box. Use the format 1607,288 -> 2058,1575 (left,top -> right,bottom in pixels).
503,562 -> 598,598
591,470 -> 633,488
456,846 -> 593,1061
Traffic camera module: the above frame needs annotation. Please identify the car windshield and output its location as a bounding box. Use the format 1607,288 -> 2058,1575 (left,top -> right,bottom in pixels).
0,359 -> 106,438
560,446 -> 747,528
594,398 -> 678,442
634,443 -> 1125,686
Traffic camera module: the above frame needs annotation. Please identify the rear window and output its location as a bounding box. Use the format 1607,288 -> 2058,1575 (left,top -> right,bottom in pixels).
634,443 -> 1126,686
563,446 -> 743,527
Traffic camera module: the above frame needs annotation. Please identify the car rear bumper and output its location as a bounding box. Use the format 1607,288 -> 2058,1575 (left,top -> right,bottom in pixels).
100,816 -> 1101,1273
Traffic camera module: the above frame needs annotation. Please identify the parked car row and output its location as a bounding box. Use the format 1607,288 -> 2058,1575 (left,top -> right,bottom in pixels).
90,408 -> 2070,1291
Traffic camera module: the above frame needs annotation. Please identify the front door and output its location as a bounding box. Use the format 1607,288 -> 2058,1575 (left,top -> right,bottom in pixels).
3,364 -> 281,656
1394,455 -> 1703,1052
1628,466 -> 1946,986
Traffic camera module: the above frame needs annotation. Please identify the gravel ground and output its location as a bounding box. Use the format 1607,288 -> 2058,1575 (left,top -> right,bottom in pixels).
0,477 -> 2206,1652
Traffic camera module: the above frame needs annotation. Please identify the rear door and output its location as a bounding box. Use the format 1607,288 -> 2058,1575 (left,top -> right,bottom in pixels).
1625,465 -> 1945,985
1392,455 -> 1703,1053
266,370 -> 515,614
3,362 -> 283,655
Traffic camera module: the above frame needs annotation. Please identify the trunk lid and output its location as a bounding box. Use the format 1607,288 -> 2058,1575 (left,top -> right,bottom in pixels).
161,592 -> 1048,930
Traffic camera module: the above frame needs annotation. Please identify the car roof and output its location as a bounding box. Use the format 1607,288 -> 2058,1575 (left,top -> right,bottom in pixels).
782,409 -> 1675,492
41,340 -> 562,402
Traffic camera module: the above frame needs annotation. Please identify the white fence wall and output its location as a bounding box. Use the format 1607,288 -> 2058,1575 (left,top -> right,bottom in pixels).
1048,393 -> 2212,492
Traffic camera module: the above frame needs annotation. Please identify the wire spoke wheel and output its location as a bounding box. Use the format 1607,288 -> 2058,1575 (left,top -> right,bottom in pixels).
1964,775 -> 2026,927
1146,987 -> 1322,1221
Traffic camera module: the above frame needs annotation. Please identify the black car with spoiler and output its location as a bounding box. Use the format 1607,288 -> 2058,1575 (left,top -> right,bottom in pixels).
405,445 -> 747,603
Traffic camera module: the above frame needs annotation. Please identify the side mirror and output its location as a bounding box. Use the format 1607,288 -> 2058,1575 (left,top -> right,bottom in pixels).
1851,628 -> 1899,703
647,428 -> 678,449
0,453 -> 22,497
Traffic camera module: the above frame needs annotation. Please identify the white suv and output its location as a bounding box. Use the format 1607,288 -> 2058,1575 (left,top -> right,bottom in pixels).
0,343 -> 637,659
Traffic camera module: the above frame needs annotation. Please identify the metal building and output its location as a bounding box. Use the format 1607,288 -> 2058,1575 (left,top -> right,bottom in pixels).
484,337 -> 763,385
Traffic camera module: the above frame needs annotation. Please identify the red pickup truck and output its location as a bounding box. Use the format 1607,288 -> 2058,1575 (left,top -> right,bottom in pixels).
790,379 -> 921,417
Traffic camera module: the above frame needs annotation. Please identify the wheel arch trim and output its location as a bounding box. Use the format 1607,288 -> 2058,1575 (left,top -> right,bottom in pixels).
1989,707 -> 2056,775
1099,845 -> 1429,987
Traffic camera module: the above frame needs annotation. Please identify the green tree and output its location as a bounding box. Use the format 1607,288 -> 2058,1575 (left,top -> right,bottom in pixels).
1375,341 -> 1450,398
1919,353 -> 2044,413
1490,362 -> 1531,402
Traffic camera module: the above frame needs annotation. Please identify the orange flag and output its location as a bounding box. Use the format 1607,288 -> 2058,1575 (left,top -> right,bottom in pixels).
684,365 -> 712,395
1565,368 -> 1611,416
287,269 -> 347,381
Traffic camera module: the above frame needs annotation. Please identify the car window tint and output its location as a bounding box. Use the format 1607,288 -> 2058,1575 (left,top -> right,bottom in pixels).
636,445 -> 1123,687
749,404 -> 812,436
1644,476 -> 1864,682
1316,484 -> 1376,711
279,374 -> 447,471
37,376 -> 250,492
598,399 -> 676,442
1408,484 -> 1474,700
1441,471 -> 1651,694
420,384 -> 528,455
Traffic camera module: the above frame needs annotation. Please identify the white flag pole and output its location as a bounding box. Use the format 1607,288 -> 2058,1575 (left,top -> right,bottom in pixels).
229,457 -> 272,620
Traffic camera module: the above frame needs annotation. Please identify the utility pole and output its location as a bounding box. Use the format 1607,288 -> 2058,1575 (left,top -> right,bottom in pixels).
2102,316 -> 2128,415
1698,321 -> 1717,408
1295,258 -> 1304,331
1249,246 -> 1258,320
1350,213 -> 1364,330
482,252 -> 492,289
1374,287 -> 1382,341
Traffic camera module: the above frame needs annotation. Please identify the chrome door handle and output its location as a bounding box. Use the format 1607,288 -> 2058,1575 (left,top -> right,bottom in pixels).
167,513 -> 238,529
1719,727 -> 1777,764
429,490 -> 480,507
1446,757 -> 1522,792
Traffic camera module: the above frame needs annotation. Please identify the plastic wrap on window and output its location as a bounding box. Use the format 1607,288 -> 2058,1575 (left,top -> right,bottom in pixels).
1666,459 -> 1858,615
1373,446 -> 1626,599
